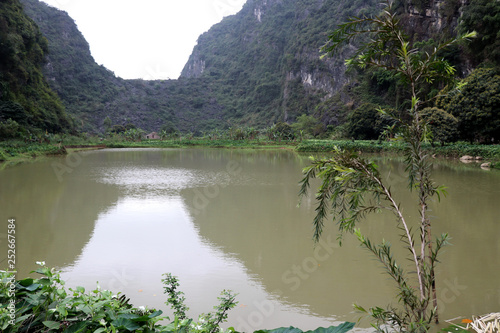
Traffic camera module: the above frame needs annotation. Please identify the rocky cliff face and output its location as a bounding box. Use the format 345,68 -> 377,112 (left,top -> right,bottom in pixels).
402,0 -> 467,37
181,0 -> 378,124
181,50 -> 205,78
401,0 -> 473,75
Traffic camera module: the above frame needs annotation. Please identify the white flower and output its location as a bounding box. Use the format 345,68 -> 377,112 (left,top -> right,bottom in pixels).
36,261 -> 46,266
138,306 -> 146,311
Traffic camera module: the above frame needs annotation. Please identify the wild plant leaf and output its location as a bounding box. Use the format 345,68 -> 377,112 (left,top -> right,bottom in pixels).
43,320 -> 61,330
25,293 -> 43,305
56,304 -> 68,317
14,313 -> 31,324
18,278 -> 34,287
1,320 -> 10,331
112,317 -> 141,331
117,313 -> 140,320
38,278 -> 52,286
304,322 -> 356,333
254,326 -> 303,333
25,283 -> 40,291
142,329 -> 157,333
118,312 -> 159,322
76,304 -> 92,315
148,310 -> 163,319
62,321 -> 90,333
33,267 -> 51,276
255,323 -> 355,333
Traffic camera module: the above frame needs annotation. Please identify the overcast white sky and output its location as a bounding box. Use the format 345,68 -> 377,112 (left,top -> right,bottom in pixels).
40,0 -> 247,80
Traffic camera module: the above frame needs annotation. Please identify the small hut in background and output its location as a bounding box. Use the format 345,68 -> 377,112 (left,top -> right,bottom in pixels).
145,132 -> 160,140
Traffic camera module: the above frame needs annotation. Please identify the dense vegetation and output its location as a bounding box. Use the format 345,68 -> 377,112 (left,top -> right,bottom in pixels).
0,0 -> 72,138
436,66 -> 500,143
4,0 -> 497,143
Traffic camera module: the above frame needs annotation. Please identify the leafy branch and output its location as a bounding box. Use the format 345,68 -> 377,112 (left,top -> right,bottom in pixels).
300,1 -> 475,331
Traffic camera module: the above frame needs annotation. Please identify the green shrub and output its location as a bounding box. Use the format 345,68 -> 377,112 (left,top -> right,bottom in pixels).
437,67 -> 500,143
346,103 -> 389,140
0,148 -> 8,161
421,107 -> 458,145
1,264 -> 355,333
0,263 -> 236,333
0,119 -> 23,139
1,265 -> 164,332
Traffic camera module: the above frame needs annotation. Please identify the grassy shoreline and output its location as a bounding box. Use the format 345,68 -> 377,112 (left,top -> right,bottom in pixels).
296,139 -> 500,159
1,139 -> 499,168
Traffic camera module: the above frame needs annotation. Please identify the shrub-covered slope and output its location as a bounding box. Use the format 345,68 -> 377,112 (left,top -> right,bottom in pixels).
0,0 -> 72,137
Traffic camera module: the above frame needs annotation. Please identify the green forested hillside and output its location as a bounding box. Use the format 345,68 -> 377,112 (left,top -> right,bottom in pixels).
182,0 -> 380,127
19,0 -> 380,134
19,0 -> 123,128
0,0 -> 72,138
20,0 -> 228,134
14,0 -> 500,140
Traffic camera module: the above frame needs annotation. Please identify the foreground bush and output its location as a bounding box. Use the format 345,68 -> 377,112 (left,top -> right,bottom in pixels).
0,264 -> 354,333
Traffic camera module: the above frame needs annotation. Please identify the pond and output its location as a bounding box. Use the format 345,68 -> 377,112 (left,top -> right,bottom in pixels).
0,148 -> 499,331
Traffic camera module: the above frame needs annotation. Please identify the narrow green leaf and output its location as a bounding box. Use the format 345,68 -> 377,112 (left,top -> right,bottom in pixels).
13,313 -> 30,322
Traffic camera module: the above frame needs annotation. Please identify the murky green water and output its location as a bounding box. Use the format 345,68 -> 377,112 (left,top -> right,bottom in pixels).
1,148 -> 499,331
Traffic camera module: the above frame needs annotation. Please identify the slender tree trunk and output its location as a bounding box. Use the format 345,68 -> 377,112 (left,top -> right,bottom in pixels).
415,104 -> 440,323
427,222 -> 439,323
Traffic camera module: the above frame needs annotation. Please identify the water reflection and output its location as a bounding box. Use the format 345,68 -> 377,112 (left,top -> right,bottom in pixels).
54,149 -> 345,331
0,156 -> 120,274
